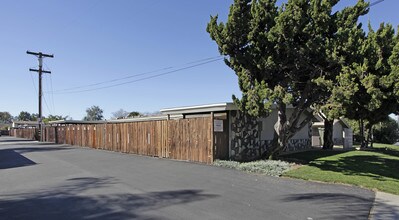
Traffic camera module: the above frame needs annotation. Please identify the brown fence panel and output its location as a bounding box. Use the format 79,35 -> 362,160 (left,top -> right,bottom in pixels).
12,117 -> 215,164
13,128 -> 37,140
166,118 -> 212,163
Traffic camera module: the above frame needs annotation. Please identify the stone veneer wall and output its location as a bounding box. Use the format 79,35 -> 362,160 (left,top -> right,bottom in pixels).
230,110 -> 261,161
230,110 -> 312,161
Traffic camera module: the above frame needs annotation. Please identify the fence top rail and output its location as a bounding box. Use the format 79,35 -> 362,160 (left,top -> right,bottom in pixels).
48,115 -> 183,126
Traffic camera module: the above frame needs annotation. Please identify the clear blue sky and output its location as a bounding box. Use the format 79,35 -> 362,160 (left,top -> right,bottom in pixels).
1,0 -> 398,120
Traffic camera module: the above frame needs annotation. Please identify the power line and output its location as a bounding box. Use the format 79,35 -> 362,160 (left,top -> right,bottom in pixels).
52,57 -> 223,94
369,0 -> 384,7
51,66 -> 174,93
43,61 -> 56,113
49,74 -> 56,113
43,93 -> 53,115
48,55 -> 223,94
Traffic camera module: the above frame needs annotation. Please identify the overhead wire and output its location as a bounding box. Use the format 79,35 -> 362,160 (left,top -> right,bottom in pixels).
44,61 -> 56,113
49,55 -> 222,93
51,57 -> 224,95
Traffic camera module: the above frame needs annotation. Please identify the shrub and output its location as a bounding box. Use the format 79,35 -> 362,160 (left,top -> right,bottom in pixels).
213,160 -> 292,177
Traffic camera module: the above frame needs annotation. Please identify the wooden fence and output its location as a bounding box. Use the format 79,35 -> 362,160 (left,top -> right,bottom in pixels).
11,128 -> 38,140
39,117 -> 214,163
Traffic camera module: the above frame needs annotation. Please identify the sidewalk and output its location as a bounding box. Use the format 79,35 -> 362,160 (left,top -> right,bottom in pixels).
370,191 -> 399,220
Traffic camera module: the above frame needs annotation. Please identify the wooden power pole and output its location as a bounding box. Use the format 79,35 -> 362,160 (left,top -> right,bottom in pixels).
27,51 -> 54,141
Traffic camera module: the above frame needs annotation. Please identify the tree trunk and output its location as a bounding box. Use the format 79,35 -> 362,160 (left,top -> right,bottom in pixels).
265,103 -> 288,160
322,118 -> 334,150
263,102 -> 314,160
365,124 -> 373,148
359,119 -> 367,149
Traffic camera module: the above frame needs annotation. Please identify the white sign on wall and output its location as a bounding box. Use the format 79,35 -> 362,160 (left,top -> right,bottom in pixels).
214,120 -> 223,132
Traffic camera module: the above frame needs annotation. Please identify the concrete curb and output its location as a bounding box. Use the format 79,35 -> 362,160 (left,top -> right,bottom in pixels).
370,191 -> 399,220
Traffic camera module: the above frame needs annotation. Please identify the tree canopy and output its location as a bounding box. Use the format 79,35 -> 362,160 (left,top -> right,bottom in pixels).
111,109 -> 129,119
0,112 -> 12,124
17,111 -> 38,121
329,23 -> 399,147
207,0 -> 369,158
83,106 -> 104,121
43,115 -> 68,123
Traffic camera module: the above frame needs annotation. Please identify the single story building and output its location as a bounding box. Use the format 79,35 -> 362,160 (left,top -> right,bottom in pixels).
161,102 -> 314,161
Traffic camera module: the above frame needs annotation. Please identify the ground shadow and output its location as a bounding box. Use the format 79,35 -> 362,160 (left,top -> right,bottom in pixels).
281,192 -> 374,219
306,155 -> 399,180
0,139 -> 36,143
364,147 -> 399,157
0,146 -> 72,169
0,149 -> 36,169
279,149 -> 348,164
0,177 -> 218,220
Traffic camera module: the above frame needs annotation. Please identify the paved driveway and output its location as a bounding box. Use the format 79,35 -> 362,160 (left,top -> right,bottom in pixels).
0,137 -> 374,220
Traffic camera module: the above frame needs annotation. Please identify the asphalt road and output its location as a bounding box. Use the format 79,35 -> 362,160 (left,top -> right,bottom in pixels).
0,136 -> 375,220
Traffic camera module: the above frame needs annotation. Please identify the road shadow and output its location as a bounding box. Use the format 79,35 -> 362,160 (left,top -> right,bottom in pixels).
0,149 -> 36,169
281,192 -> 374,219
0,177 -> 218,220
0,146 -> 72,170
0,138 -> 36,143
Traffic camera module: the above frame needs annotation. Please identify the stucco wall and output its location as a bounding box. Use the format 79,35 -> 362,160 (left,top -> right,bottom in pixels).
333,121 -> 344,145
258,108 -> 310,140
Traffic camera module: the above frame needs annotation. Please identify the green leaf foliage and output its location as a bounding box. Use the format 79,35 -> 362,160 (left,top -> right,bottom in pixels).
207,0 -> 369,157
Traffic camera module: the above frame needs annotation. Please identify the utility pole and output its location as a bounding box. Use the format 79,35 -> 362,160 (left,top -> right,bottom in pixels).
27,51 -> 54,141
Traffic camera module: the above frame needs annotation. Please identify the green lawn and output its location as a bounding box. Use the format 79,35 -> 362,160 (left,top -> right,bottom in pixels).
281,143 -> 399,195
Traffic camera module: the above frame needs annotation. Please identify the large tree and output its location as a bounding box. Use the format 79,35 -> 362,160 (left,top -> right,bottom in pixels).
315,1 -> 369,149
83,106 -> 104,121
207,0 -> 368,159
330,23 -> 399,148
0,112 -> 13,124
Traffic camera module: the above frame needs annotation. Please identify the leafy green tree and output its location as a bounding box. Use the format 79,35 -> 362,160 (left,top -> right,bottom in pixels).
331,23 -> 399,148
207,0 -> 368,159
0,112 -> 13,123
127,111 -> 141,118
315,1 -> 369,150
43,115 -> 68,123
83,106 -> 104,121
373,117 -> 399,144
17,111 -> 33,121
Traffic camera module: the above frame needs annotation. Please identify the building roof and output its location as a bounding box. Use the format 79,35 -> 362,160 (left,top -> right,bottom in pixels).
12,121 -> 39,128
160,103 -> 238,115
48,120 -> 105,125
48,115 -> 183,125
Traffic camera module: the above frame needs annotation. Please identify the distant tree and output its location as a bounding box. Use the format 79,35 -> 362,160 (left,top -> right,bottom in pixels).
0,112 -> 13,123
31,113 -> 39,122
111,109 -> 129,119
17,111 -> 33,121
373,117 -> 399,144
83,106 -> 104,121
127,111 -> 141,118
43,115 -> 68,123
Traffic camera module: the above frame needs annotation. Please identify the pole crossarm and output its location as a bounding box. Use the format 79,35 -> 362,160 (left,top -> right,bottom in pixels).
26,50 -> 54,58
29,68 -> 51,74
